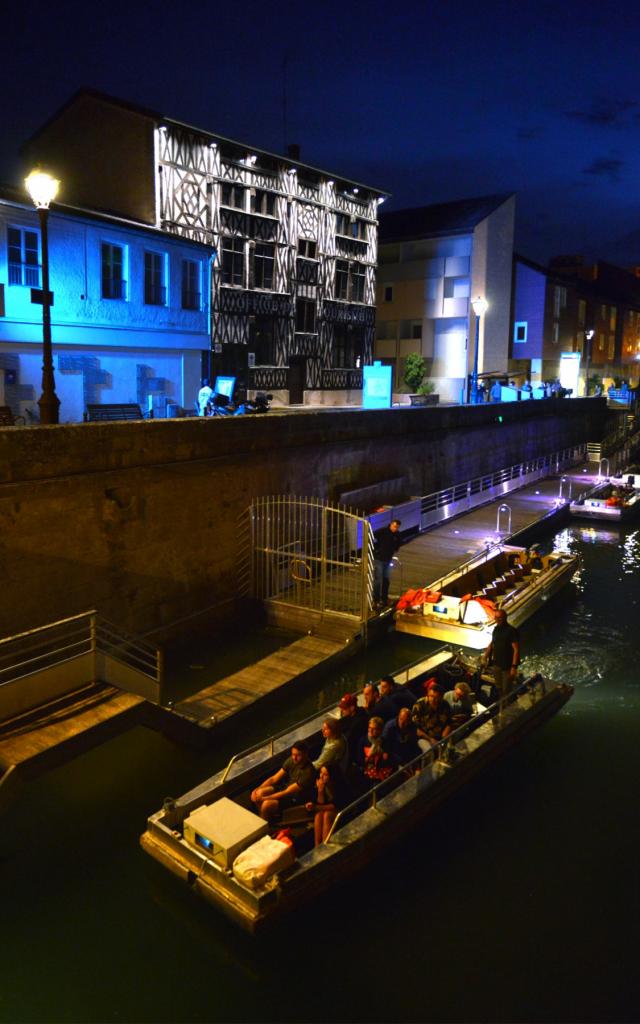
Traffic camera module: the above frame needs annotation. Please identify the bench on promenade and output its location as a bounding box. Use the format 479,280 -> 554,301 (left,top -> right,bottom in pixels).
86,403 -> 143,422
0,405 -> 25,426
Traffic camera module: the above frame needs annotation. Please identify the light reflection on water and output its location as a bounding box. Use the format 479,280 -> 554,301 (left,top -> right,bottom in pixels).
2,520 -> 640,1024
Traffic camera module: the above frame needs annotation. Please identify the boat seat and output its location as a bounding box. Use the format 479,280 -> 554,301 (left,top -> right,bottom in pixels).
491,577 -> 507,594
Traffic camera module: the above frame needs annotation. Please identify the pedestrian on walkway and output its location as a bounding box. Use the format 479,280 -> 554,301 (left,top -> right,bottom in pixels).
373,518 -> 402,607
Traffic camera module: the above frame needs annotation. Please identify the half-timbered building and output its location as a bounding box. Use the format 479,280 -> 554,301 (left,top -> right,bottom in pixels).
25,90 -> 387,405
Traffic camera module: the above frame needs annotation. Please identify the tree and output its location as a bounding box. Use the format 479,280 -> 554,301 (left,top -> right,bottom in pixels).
403,353 -> 434,394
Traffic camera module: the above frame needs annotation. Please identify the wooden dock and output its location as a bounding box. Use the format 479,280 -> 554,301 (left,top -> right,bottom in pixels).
172,633 -> 349,730
391,467 -> 595,597
0,683 -> 145,808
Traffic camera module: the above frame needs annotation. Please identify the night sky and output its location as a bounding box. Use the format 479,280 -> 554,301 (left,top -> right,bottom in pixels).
3,0 -> 640,266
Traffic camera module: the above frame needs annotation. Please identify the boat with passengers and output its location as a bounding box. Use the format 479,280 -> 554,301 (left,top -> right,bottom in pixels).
569,467 -> 640,522
140,647 -> 573,933
394,542 -> 580,649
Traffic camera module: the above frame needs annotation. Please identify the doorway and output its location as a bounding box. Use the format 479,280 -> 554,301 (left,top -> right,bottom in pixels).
288,355 -> 306,405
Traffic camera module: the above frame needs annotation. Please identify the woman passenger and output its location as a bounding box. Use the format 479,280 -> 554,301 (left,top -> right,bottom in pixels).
305,763 -> 347,846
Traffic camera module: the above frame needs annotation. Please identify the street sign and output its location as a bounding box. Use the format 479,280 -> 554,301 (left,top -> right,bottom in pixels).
30,289 -> 54,306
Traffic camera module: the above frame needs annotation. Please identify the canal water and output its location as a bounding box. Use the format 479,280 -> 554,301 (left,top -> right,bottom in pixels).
2,521 -> 639,1024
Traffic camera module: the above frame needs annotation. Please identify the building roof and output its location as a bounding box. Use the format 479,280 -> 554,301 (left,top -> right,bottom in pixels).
26,88 -> 389,199
0,182 -> 213,249
379,194 -> 513,243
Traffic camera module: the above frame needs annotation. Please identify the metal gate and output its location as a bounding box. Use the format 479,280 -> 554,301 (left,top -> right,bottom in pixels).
248,496 -> 374,623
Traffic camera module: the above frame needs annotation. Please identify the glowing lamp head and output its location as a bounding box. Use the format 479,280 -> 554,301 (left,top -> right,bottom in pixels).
25,170 -> 60,209
472,296 -> 489,317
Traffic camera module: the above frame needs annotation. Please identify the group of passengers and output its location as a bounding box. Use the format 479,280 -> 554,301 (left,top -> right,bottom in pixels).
250,673 -> 477,846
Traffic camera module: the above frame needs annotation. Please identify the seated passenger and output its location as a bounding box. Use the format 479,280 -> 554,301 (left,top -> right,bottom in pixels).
383,707 -> 420,768
374,676 -> 411,722
251,740 -> 316,821
411,687 -> 452,753
357,716 -> 394,783
443,681 -> 475,727
305,763 -> 348,846
337,692 -> 368,761
363,682 -> 380,716
313,717 -> 347,773
527,545 -> 544,570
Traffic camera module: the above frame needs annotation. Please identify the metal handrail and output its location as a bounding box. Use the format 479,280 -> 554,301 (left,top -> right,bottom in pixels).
325,674 -> 547,843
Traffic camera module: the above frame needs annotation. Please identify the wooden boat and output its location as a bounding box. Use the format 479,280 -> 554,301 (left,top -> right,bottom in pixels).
395,543 -> 580,649
569,473 -> 640,521
140,647 -> 573,933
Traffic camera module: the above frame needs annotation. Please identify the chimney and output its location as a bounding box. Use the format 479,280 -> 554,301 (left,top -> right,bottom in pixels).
287,143 -> 301,161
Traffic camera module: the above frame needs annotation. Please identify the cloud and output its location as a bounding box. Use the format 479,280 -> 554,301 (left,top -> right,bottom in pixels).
582,157 -> 624,180
566,97 -> 637,127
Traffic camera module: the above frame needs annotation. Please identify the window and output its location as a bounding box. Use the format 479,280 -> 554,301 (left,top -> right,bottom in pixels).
181,259 -> 201,310
608,335 -> 615,359
335,213 -> 349,236
351,262 -> 365,302
411,321 -> 422,340
251,190 -> 276,216
552,322 -> 559,344
335,260 -> 349,300
514,321 -> 528,344
384,285 -> 393,303
600,304 -> 607,321
249,316 -> 276,364
444,276 -> 470,299
296,297 -> 316,333
578,299 -> 586,326
221,183 -> 246,209
610,307 -> 617,331
351,219 -> 366,241
553,286 -> 567,318
298,239 -> 317,259
252,243 -> 274,290
333,324 -> 363,368
144,251 -> 166,305
8,226 -> 40,286
101,243 -> 126,300
221,236 -> 245,287
597,333 -> 605,351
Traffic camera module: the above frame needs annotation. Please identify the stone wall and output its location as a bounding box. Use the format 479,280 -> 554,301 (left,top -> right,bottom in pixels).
0,399 -> 606,639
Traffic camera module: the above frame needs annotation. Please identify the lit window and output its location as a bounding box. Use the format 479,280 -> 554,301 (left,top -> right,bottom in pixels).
101,243 -> 126,300
8,226 -> 40,286
514,321 -> 528,344
144,251 -> 166,306
181,259 -> 201,310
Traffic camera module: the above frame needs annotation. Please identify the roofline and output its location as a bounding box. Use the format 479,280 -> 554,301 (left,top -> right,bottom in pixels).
0,186 -> 214,249
25,87 -> 390,198
379,193 -> 515,242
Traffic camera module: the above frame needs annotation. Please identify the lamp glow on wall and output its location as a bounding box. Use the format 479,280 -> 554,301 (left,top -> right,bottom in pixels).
25,169 -> 61,424
469,295 -> 489,404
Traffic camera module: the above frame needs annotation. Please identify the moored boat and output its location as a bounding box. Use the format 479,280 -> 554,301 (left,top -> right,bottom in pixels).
394,543 -> 580,649
569,474 -> 640,521
140,647 -> 573,933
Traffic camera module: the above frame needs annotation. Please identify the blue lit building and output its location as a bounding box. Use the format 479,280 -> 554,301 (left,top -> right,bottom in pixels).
0,186 -> 211,422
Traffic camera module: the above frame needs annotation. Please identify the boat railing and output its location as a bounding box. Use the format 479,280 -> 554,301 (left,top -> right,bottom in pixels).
220,646 -> 456,784
325,674 -> 549,843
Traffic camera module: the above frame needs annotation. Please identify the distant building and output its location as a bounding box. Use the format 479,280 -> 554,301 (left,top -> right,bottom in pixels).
375,194 -> 515,402
24,89 -> 387,406
0,187 -> 210,422
512,254 -> 640,391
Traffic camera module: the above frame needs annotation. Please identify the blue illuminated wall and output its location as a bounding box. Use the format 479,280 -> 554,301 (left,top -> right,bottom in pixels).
0,194 -> 211,422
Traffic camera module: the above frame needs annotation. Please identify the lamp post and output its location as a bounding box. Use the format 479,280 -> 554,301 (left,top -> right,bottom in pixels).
469,295 -> 489,404
25,169 -> 60,425
584,328 -> 594,396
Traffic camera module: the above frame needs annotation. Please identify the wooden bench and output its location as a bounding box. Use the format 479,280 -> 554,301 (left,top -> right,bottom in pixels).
0,405 -> 25,426
86,403 -> 143,422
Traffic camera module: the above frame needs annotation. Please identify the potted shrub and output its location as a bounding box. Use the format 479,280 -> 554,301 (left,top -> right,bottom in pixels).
403,353 -> 438,406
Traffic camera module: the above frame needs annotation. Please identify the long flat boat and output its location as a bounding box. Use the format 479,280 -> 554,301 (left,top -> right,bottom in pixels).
395,543 -> 580,649
140,647 -> 573,933
569,472 -> 640,521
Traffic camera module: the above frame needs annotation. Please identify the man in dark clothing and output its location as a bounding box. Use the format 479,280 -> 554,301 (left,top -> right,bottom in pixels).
337,693 -> 368,764
375,676 -> 415,722
373,518 -> 402,606
250,740 -> 316,821
383,707 -> 420,767
483,609 -> 520,696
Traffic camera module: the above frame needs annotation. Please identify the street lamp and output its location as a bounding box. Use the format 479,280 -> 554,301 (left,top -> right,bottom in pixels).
25,169 -> 60,424
584,328 -> 595,396
469,295 -> 489,404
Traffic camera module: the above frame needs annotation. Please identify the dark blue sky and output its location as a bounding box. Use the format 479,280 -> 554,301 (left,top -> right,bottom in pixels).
4,0 -> 640,265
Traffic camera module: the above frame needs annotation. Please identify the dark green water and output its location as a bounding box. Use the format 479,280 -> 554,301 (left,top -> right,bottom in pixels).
2,522 -> 639,1024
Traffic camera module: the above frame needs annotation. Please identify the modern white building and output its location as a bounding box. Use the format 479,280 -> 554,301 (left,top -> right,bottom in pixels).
0,186 -> 211,422
375,195 -> 516,402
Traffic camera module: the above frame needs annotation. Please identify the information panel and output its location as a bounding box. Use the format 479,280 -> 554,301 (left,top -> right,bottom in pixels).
362,361 -> 392,409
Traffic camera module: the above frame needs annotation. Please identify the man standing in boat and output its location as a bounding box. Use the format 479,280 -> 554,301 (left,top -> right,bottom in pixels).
483,609 -> 520,696
373,518 -> 402,608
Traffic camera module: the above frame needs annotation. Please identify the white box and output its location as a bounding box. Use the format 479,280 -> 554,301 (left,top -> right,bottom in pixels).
183,798 -> 268,869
